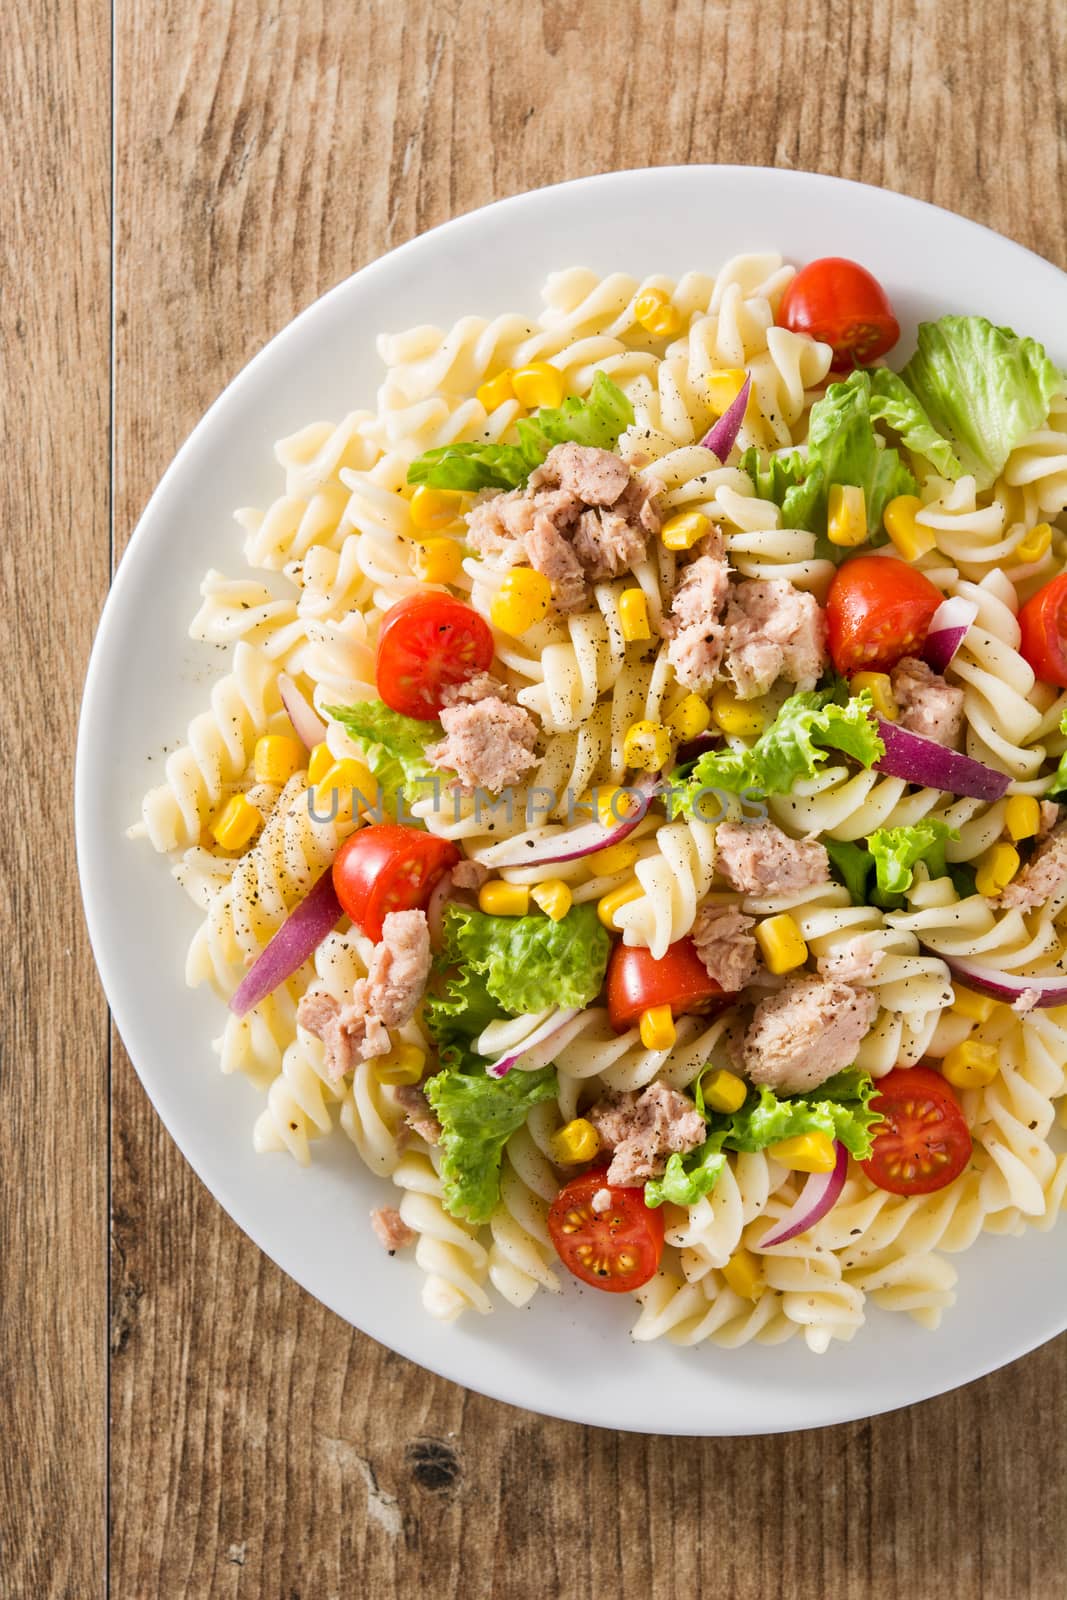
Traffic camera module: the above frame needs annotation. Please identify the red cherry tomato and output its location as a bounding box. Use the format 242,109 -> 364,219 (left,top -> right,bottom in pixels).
332,824 -> 459,940
548,1168 -> 665,1292
778,257 -> 900,370
826,554 -> 943,676
375,593 -> 495,719
861,1066 -> 971,1196
606,938 -> 732,1033
1018,572 -> 1067,688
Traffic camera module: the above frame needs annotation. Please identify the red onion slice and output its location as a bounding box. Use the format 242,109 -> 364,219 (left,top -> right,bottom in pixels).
759,1139 -> 848,1248
700,373 -> 751,461
481,1006 -> 583,1078
278,672 -> 327,750
922,596 -> 978,674
229,869 -> 342,1017
936,953 -> 1067,1011
875,718 -> 1011,801
472,776 -> 662,869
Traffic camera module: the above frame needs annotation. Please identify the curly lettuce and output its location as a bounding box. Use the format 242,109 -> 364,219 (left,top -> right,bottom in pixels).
1047,709 -> 1067,799
425,1060 -> 558,1223
867,819 -> 958,897
434,902 -> 610,1018
324,700 -> 443,820
866,367 -> 963,478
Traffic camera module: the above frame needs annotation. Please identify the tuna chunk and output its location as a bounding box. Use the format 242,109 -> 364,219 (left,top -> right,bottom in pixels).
525,513 -> 588,613
1000,824 -> 1067,911
531,442 -> 632,506
1039,801 -> 1062,839
573,508 -> 648,579
715,820 -> 830,896
691,903 -> 759,992
370,1206 -> 416,1253
817,934 -> 885,985
741,976 -> 878,1094
587,1083 -> 707,1187
591,1187 -> 613,1214
429,696 -> 540,791
450,857 -> 490,891
891,656 -> 964,748
296,910 -> 431,1080
662,538 -> 731,691
393,1083 -> 441,1146
722,579 -> 828,699
440,672 -> 514,707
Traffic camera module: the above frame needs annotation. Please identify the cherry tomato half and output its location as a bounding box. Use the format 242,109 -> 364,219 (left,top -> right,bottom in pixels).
606,938 -> 732,1033
826,554 -> 943,676
778,257 -> 900,370
1018,572 -> 1067,688
548,1168 -> 665,1292
376,592 -> 495,720
861,1066 -> 972,1196
332,824 -> 459,940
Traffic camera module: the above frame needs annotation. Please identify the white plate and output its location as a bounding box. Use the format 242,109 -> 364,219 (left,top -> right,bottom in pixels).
78,166 -> 1067,1434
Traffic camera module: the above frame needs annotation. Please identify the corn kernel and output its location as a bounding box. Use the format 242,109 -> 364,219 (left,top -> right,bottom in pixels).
1004,794 -> 1041,842
660,510 -> 710,551
478,881 -> 531,917
624,719 -> 672,773
597,878 -> 644,930
511,362 -> 565,409
254,734 -> 304,786
315,758 -> 376,812
595,787 -> 642,829
754,913 -> 809,975
711,688 -> 769,738
706,369 -> 748,415
941,1040 -> 1000,1090
975,842 -> 1020,898
769,1132 -> 837,1173
884,494 -> 936,561
634,287 -> 683,339
1015,522 -> 1052,563
619,588 -> 652,642
307,742 -> 334,786
531,879 -> 573,922
413,536 -> 464,586
667,693 -> 712,741
550,1118 -> 601,1165
850,670 -> 899,722
721,1247 -> 763,1301
476,369 -> 516,412
410,485 -> 466,534
639,1005 -> 676,1051
375,1044 -> 426,1086
700,1067 -> 748,1115
212,793 -> 262,851
490,568 -> 553,635
827,483 -> 868,547
951,985 -> 998,1024
588,840 -> 640,878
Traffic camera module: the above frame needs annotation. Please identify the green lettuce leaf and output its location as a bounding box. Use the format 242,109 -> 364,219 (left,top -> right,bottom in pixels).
439,902 -> 611,1016
1047,709 -> 1067,798
324,700 -> 443,819
867,819 -> 958,897
423,956 -> 503,1065
824,836 -> 874,904
899,315 -> 1064,490
406,441 -> 531,493
866,368 -> 963,478
425,1061 -> 558,1223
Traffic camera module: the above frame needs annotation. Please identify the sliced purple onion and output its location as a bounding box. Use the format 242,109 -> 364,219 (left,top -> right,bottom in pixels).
760,1140 -> 848,1248
700,373 -> 751,461
472,776 -> 662,869
875,718 -> 1011,801
937,953 -> 1067,1011
481,1006 -> 583,1078
922,596 -> 978,674
229,869 -> 342,1017
278,672 -> 327,750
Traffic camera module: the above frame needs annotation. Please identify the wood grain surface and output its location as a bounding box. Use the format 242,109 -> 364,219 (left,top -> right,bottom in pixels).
7,0 -> 1067,1594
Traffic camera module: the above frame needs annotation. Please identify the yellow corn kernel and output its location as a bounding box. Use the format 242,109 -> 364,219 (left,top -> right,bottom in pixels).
307,742 -> 334,786
1004,794 -> 1041,842
413,536 -> 463,586
706,369 -> 748,415
253,734 -> 304,786
595,787 -> 642,829
721,1247 -> 763,1301
597,878 -> 644,930
315,758 -> 375,812
951,985 -> 998,1024
623,719 -> 672,773
660,510 -> 710,552
531,879 -> 573,922
639,1005 -> 676,1051
711,688 -> 769,738
619,588 -> 652,642
478,881 -> 530,917
410,485 -> 466,534
212,793 -> 262,851
588,840 -> 640,878
883,494 -> 936,561
476,369 -> 516,412
941,1040 -> 1000,1090
700,1067 -> 748,1115
755,913 -> 809,976
1015,522 -> 1052,563
827,483 -> 868,547
490,568 -> 553,635
850,670 -> 899,723
667,693 -> 712,741
634,287 -> 683,339
550,1118 -> 601,1165
975,842 -> 1020,898
768,1131 -> 837,1174
511,362 -> 565,409
375,1044 -> 426,1087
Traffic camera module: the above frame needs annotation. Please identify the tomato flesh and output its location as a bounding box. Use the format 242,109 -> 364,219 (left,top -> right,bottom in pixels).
332,824 -> 459,940
861,1066 -> 971,1196
376,593 -> 495,719
606,938 -> 732,1033
778,257 -> 900,370
826,554 -> 943,675
548,1169 -> 665,1292
1018,572 -> 1067,688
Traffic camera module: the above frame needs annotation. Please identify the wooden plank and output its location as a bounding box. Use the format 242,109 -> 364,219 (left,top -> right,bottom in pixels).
111,1 -> 1067,1595
0,3 -> 111,1597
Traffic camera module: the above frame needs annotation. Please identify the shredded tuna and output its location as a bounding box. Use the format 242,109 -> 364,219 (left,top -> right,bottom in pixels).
525,513 -> 588,613
393,1083 -> 442,1146
1038,800 -> 1062,839
573,508 -> 648,579
715,820 -> 830,896
817,935 -> 886,985
440,672 -> 513,707
591,1187 -> 613,1214
531,442 -> 633,506
1000,824 -> 1067,911
691,903 -> 760,992
722,578 -> 828,699
296,911 -> 431,1081
890,656 -> 965,748
370,1206 -> 416,1253
586,1083 -> 706,1187
429,697 -> 540,792
741,976 -> 878,1094
1012,987 -> 1041,1015
662,537 -> 731,690
450,857 -> 490,891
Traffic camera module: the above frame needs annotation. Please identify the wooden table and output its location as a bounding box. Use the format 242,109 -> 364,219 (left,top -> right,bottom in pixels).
7,1 -> 1067,1593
